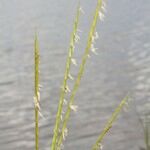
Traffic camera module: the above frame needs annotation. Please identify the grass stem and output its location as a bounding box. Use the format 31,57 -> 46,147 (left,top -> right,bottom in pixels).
34,34 -> 40,150
50,4 -> 81,150
91,96 -> 129,150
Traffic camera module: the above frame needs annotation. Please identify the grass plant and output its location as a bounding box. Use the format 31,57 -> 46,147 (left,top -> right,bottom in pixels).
56,0 -> 104,148
33,0 -> 130,150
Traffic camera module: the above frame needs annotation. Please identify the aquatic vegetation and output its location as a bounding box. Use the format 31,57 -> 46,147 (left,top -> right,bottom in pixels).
51,0 -> 106,149
33,0 -> 129,150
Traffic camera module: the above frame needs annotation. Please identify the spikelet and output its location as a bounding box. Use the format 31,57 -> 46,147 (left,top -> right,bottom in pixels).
101,5 -> 106,13
68,73 -> 74,80
63,99 -> 68,105
91,44 -> 98,55
98,0 -> 107,21
75,34 -> 80,43
92,31 -> 99,43
98,11 -> 105,21
71,58 -> 77,66
65,85 -> 71,93
79,6 -> 85,14
101,1 -> 106,12
50,4 -> 81,150
39,84 -> 43,90
33,96 -> 44,119
62,128 -> 68,141
95,143 -> 103,150
91,95 -> 129,150
87,54 -> 91,58
95,32 -> 99,39
99,144 -> 103,150
33,96 -> 40,110
70,104 -> 78,112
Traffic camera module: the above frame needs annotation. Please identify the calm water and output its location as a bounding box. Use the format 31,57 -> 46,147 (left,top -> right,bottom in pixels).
0,0 -> 150,150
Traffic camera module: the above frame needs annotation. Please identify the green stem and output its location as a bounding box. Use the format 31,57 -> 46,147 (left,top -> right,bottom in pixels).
91,96 -> 129,150
51,4 -> 81,150
35,108 -> 39,150
34,34 -> 40,150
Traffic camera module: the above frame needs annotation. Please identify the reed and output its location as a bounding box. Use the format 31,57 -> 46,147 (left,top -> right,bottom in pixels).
34,34 -> 40,150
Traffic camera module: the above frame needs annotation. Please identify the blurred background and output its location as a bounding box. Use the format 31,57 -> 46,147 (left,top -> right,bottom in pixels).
0,0 -> 150,150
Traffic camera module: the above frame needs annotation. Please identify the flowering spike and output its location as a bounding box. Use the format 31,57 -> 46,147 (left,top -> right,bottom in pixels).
51,4 -> 81,149
91,95 -> 129,150
99,11 -> 105,21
